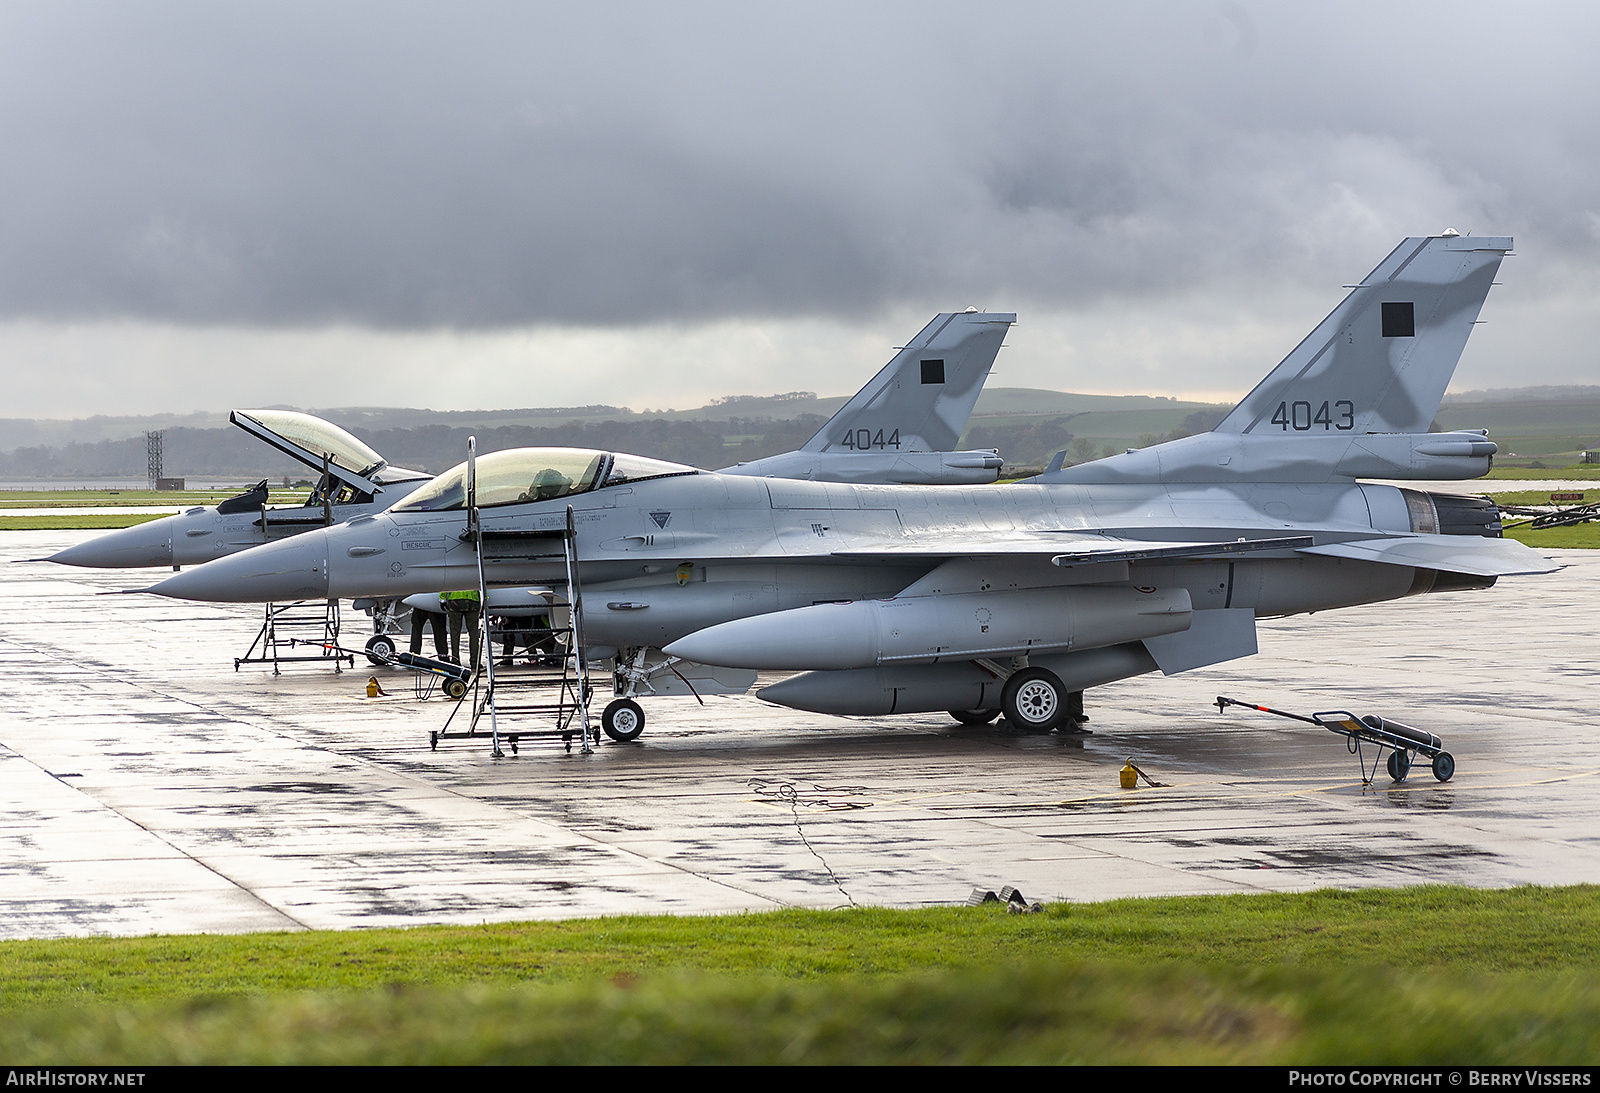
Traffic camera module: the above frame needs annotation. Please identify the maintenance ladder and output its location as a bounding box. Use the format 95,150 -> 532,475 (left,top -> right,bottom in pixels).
431,502 -> 597,757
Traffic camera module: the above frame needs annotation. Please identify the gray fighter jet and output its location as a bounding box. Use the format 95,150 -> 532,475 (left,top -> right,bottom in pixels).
143,233 -> 1555,743
48,311 -> 1012,574
45,409 -> 432,570
391,309 -> 1013,652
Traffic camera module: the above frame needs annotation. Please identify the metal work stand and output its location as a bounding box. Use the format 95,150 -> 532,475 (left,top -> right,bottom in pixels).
234,599 -> 355,674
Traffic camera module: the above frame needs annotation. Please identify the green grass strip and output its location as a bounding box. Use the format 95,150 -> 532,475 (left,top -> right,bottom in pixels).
7,962 -> 1600,1064
1482,465 -> 1600,480
4,888 -> 1599,1013
3,883 -> 1599,1062
0,513 -> 167,530
1504,524 -> 1600,549
1492,490 -> 1592,505
0,490 -> 307,507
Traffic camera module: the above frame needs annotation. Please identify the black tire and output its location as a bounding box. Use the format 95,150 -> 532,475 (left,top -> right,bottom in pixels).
1002,668 -> 1067,733
949,708 -> 1001,726
444,678 -> 467,700
1432,751 -> 1455,782
365,634 -> 397,666
1387,749 -> 1410,782
602,698 -> 646,742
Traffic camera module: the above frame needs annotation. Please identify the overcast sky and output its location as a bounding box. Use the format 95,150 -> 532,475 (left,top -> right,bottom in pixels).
1,1 -> 1596,419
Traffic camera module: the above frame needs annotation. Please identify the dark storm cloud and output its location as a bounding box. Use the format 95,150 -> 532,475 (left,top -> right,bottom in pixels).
0,1 -> 1597,328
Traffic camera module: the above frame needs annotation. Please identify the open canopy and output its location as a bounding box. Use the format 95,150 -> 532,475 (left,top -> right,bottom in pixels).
231,409 -> 387,486
391,448 -> 696,513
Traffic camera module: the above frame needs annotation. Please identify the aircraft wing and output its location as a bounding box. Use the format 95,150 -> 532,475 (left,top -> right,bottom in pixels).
831,533 -> 1314,566
1298,535 -> 1559,576
831,528 -> 1554,577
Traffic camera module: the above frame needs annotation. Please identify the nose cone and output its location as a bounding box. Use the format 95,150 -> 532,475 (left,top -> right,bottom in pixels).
146,530 -> 331,602
49,518 -> 175,568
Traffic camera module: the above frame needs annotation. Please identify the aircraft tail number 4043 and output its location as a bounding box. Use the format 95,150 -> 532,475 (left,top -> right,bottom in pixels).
142,233 -> 1552,742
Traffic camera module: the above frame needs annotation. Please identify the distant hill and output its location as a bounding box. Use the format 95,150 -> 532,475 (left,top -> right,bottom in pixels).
970,389 -> 1212,416
1433,396 -> 1600,462
1441,385 -> 1600,405
5,384 -> 1596,476
0,388 -> 1204,453
0,410 -> 228,452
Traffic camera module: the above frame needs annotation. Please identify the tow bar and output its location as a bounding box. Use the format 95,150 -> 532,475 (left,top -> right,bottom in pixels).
1215,696 -> 1455,785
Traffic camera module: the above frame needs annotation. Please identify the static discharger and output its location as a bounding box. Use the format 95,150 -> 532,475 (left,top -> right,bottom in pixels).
1215,696 -> 1455,785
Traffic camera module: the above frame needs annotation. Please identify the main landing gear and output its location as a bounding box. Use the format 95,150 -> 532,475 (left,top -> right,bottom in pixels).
947,668 -> 1088,734
1002,667 -> 1067,733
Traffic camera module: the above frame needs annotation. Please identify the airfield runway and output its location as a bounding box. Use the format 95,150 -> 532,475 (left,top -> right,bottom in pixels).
2,530 -> 1598,938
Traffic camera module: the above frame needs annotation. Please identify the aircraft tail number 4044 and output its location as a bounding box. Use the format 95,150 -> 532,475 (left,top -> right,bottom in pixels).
142,233 -> 1552,742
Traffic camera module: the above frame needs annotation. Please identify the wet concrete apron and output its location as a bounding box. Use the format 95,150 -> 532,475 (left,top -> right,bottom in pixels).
3,531 -> 1597,937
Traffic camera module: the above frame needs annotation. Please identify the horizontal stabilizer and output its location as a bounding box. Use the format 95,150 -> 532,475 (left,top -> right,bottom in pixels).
1298,535 -> 1557,577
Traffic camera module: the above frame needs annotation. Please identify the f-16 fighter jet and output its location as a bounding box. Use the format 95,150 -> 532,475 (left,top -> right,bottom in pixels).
142,233 -> 1555,743
47,311 -> 1013,573
45,409 -> 432,570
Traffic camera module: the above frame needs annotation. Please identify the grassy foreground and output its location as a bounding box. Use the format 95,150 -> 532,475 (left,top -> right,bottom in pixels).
4,888 -> 1599,1063
7,963 -> 1600,1065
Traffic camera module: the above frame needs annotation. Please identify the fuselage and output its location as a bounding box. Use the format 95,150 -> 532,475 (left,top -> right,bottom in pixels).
46,405 -> 431,570
48,496 -> 394,569
147,462 -> 1450,651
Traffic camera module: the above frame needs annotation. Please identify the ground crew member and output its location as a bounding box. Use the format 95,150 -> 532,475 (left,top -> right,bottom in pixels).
1063,690 -> 1090,734
408,604 -> 447,659
442,589 -> 482,669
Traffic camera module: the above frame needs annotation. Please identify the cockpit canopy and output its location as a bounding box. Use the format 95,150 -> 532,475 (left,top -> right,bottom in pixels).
391,448 -> 696,513
232,409 -> 386,480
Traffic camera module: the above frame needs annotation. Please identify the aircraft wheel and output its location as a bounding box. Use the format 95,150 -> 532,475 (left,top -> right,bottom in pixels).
949,709 -> 1001,726
1002,668 -> 1067,733
444,678 -> 468,700
365,634 -> 397,666
1431,751 -> 1455,782
602,698 -> 645,742
1387,750 -> 1410,782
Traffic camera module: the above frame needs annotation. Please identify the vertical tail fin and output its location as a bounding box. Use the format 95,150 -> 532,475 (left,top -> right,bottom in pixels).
800,310 -> 1015,453
1215,233 -> 1510,436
